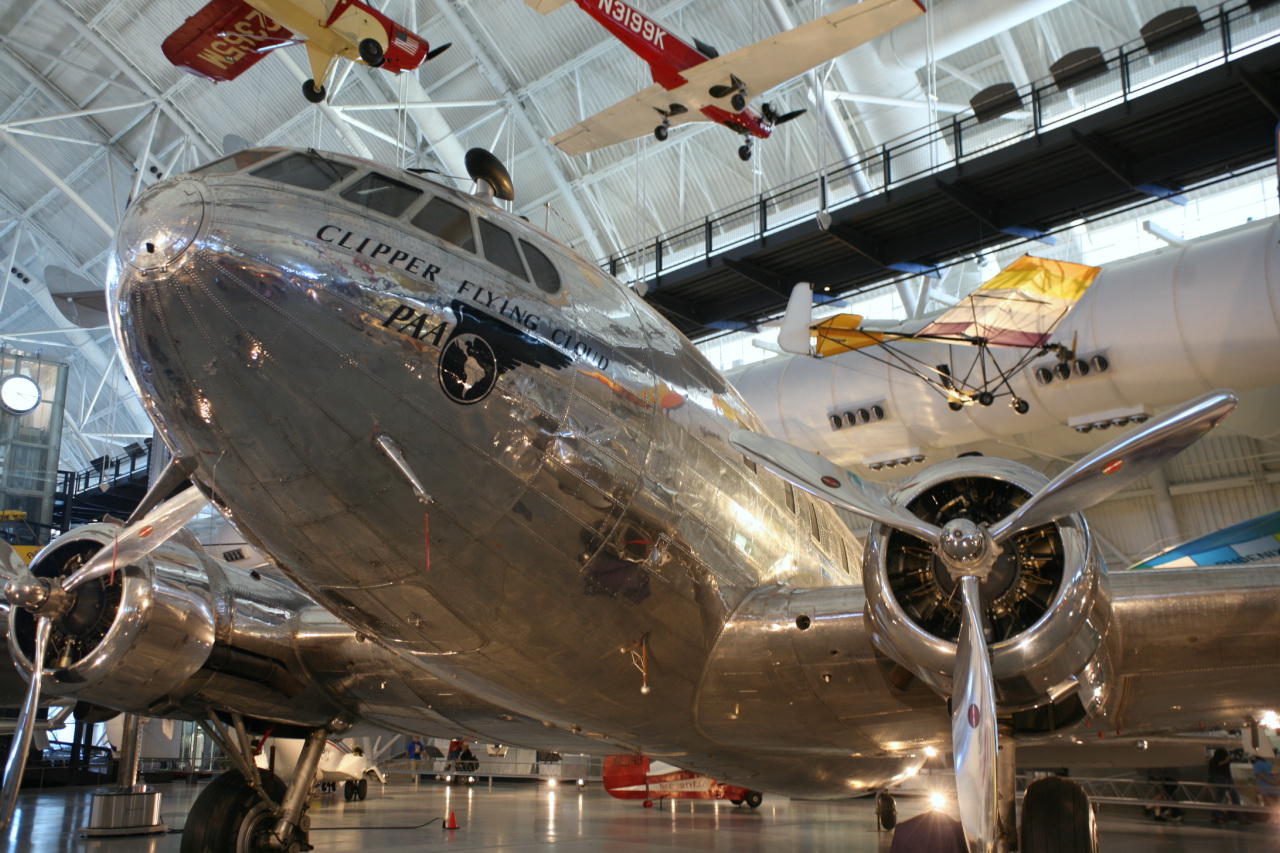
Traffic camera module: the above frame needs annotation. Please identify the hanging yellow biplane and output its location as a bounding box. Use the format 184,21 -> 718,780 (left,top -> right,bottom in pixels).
162,0 -> 451,103
778,255 -> 1102,414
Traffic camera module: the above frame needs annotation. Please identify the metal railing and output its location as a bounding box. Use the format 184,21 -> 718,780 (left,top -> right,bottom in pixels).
605,0 -> 1280,287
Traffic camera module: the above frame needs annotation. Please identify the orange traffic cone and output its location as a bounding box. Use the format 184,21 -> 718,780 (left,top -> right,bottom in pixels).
443,811 -> 459,830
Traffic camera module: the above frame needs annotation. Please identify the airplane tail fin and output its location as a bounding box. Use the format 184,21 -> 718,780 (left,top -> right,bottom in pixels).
602,754 -> 651,800
524,0 -> 575,13
777,282 -> 814,355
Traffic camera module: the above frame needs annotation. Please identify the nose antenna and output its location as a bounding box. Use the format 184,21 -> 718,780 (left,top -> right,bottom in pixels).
464,148 -> 515,203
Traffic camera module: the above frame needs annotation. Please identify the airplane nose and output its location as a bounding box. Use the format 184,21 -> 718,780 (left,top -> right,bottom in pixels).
117,179 -> 206,271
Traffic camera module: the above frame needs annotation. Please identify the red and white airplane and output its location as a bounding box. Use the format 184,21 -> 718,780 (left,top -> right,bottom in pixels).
527,0 -> 924,160
602,754 -> 763,809
162,0 -> 451,103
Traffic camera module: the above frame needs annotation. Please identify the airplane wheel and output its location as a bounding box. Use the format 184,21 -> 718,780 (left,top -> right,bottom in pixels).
1020,776 -> 1097,853
356,777 -> 368,801
359,38 -> 385,68
738,145 -> 752,161
179,769 -> 287,853
875,792 -> 897,830
948,401 -> 964,411
343,780 -> 355,801
731,92 -> 746,111
1012,398 -> 1030,414
745,791 -> 763,809
730,798 -> 743,806
302,79 -> 326,103
655,125 -> 669,141
643,799 -> 654,809
977,391 -> 995,406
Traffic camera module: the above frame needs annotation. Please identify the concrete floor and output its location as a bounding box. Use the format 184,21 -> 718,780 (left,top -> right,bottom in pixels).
4,776 -> 1277,852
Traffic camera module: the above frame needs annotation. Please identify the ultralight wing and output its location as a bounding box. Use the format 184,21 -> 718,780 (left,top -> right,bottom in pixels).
918,255 -> 1101,347
1128,508 -> 1280,569
162,0 -> 291,82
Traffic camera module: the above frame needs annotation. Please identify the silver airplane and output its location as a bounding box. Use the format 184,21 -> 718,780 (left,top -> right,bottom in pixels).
0,146 -> 1276,853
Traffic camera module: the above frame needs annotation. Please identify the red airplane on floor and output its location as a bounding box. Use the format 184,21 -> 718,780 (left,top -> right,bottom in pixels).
162,0 -> 451,103
603,755 -> 764,809
527,0 -> 924,161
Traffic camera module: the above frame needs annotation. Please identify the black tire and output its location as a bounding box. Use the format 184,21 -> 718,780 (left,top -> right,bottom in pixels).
948,401 -> 964,411
876,792 -> 897,830
180,770 -> 287,853
356,777 -> 368,800
655,125 -> 669,141
343,779 -> 355,801
1021,776 -> 1097,853
738,145 -> 752,161
977,391 -> 995,406
359,37 -> 385,67
729,798 -> 743,805
731,92 -> 746,111
1012,398 -> 1030,414
302,79 -> 326,103
744,791 -> 763,809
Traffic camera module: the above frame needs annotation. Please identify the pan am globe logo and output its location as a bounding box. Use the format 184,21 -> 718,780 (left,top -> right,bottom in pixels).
439,333 -> 498,404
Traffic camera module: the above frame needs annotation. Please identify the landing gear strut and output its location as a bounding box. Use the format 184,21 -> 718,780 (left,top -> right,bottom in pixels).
188,715 -> 343,852
652,103 -> 686,142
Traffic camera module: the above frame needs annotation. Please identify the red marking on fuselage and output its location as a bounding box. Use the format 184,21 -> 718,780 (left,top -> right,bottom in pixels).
575,0 -> 708,89
1102,459 -> 1124,475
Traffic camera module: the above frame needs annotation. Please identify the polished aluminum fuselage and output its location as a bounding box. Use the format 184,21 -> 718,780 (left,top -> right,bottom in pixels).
107,152 -> 930,793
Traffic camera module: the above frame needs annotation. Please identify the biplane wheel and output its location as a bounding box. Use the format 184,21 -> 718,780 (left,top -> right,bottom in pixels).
359,38 -> 385,68
302,79 -> 326,103
1020,776 -> 1096,853
738,145 -> 752,161
654,125 -> 669,141
745,791 -> 763,808
1012,398 -> 1030,415
875,792 -> 897,830
180,769 -> 287,853
356,777 -> 368,800
343,780 -> 355,801
730,798 -> 743,805
643,799 -> 654,808
977,392 -> 995,406
731,92 -> 746,111
948,401 -> 963,411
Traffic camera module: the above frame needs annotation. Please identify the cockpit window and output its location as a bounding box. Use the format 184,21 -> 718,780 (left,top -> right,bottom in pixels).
340,172 -> 422,218
519,240 -> 561,294
411,197 -> 475,253
191,149 -> 277,176
252,152 -> 354,191
478,220 -> 527,281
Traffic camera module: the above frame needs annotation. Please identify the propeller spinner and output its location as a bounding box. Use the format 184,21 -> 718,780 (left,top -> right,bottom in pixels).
730,388 -> 1237,852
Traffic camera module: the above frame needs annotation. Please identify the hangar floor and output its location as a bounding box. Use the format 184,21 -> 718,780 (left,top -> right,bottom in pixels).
8,777 -> 1277,852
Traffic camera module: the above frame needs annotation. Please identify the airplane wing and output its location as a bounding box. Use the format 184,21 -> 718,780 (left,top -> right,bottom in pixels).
162,0 -> 293,83
551,82 -> 702,156
675,0 -> 924,108
550,0 -> 924,156
917,255 -> 1100,347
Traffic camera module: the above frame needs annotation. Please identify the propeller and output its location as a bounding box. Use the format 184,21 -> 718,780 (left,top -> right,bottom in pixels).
761,102 -> 806,125
0,477 -> 208,830
728,429 -> 942,545
988,390 -> 1236,542
729,388 -> 1237,853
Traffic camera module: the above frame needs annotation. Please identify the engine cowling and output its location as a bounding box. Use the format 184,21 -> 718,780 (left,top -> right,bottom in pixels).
863,457 -> 1113,729
10,525 -> 218,710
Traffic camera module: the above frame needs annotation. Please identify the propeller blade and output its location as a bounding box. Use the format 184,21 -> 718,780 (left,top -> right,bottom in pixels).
0,616 -> 52,830
61,483 -> 208,591
0,541 -> 26,584
426,42 -> 452,61
729,430 -> 942,544
988,390 -> 1237,542
773,108 -> 806,125
951,575 -> 998,853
